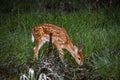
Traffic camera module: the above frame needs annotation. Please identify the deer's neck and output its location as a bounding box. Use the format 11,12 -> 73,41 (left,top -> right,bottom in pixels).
65,40 -> 76,57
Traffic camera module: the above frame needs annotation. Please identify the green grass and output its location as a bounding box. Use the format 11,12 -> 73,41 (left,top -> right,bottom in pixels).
92,51 -> 120,80
0,9 -> 120,79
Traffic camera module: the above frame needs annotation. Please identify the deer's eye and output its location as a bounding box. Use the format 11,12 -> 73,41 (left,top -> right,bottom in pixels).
78,58 -> 81,60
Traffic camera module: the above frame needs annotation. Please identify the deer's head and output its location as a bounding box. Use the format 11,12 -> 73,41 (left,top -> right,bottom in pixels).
74,45 -> 84,65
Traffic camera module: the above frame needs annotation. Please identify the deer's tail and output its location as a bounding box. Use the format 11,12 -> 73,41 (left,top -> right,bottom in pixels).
31,33 -> 34,42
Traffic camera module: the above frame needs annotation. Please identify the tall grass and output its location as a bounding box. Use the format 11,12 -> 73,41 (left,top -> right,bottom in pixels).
0,9 -> 120,79
92,51 -> 120,80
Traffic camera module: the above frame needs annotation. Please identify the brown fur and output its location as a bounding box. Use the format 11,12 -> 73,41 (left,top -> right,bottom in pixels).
32,24 -> 84,65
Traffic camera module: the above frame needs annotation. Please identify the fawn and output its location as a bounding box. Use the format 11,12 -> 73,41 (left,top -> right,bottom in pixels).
32,24 -> 84,65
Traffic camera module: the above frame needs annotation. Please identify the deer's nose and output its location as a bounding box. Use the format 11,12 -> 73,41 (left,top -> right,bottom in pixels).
80,61 -> 83,65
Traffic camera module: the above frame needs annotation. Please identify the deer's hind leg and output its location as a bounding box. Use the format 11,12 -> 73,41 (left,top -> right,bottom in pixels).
34,40 -> 44,59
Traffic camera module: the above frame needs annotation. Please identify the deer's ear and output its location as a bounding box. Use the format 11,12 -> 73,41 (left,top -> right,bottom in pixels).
74,45 -> 78,53
79,46 -> 84,52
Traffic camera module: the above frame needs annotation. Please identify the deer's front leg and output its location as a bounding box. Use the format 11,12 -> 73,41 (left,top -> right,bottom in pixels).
34,40 -> 44,59
58,49 -> 64,60
54,42 -> 65,63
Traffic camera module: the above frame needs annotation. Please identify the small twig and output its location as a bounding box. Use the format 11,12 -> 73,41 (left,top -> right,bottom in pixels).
48,33 -> 53,55
44,33 -> 53,62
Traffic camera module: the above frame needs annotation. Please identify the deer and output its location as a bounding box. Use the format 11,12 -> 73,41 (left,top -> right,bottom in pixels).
31,24 -> 84,65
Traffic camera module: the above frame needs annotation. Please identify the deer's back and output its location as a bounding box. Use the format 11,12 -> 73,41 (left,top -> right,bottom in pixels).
32,24 -> 69,44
